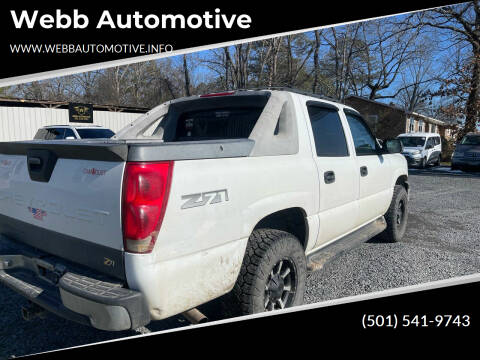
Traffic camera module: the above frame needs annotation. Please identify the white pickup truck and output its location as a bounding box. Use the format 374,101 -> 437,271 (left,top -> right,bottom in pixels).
0,89 -> 409,331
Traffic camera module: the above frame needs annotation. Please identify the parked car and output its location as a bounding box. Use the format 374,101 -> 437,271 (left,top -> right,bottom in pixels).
397,132 -> 442,168
451,133 -> 480,171
34,125 -> 115,140
0,89 -> 408,331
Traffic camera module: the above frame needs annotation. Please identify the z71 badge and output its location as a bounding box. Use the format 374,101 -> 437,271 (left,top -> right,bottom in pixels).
181,189 -> 229,210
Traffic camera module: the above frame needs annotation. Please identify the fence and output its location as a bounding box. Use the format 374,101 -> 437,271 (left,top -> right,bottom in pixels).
0,106 -> 142,141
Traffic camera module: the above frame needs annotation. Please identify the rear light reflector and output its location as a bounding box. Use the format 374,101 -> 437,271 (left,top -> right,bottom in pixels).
122,161 -> 173,253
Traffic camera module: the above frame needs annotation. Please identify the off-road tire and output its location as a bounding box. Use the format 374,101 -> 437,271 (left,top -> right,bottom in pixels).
376,185 -> 408,243
228,229 -> 306,315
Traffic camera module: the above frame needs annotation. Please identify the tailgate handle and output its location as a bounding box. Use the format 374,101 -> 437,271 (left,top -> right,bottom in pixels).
28,157 -> 42,167
26,149 -> 58,183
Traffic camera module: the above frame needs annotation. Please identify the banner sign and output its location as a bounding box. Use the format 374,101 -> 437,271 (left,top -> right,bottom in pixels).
68,103 -> 93,123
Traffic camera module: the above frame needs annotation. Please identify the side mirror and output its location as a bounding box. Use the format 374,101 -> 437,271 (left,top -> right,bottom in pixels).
65,136 -> 75,140
383,139 -> 403,154
426,144 -> 433,149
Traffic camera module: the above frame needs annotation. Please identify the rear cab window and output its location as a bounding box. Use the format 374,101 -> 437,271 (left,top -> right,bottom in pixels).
151,94 -> 270,141
174,107 -> 262,141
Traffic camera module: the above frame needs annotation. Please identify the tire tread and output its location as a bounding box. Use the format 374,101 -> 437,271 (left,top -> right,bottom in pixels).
376,185 -> 408,243
231,229 -> 305,314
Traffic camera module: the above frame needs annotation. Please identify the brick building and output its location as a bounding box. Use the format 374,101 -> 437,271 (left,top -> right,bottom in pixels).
344,95 -> 455,140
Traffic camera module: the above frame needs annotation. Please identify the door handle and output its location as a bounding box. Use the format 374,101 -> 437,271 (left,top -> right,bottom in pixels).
360,166 -> 368,177
324,171 -> 335,184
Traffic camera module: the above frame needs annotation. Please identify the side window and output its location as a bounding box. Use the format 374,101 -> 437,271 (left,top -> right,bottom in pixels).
307,104 -> 349,157
44,128 -> 65,140
64,128 -> 76,139
34,129 -> 47,140
344,112 -> 378,156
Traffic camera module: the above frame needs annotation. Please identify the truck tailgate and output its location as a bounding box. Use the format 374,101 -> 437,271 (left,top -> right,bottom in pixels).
0,137 -> 253,279
0,141 -> 126,278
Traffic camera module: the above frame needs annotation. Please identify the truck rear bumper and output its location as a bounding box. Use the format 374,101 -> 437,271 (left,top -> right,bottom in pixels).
0,236 -> 150,331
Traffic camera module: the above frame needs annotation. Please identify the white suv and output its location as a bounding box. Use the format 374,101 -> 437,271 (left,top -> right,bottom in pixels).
398,132 -> 442,168
34,125 -> 115,140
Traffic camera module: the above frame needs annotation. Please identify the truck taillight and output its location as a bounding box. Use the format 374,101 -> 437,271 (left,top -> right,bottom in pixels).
122,161 -> 173,253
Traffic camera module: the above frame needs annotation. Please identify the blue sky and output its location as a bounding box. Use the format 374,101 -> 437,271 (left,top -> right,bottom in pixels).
158,11 -> 469,119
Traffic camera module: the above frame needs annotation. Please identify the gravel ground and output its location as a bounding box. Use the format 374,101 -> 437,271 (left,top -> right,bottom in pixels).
1,171 -> 480,358
305,170 -> 480,302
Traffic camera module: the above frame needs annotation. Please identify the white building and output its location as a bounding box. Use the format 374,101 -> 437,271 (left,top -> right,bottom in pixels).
0,98 -> 148,142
